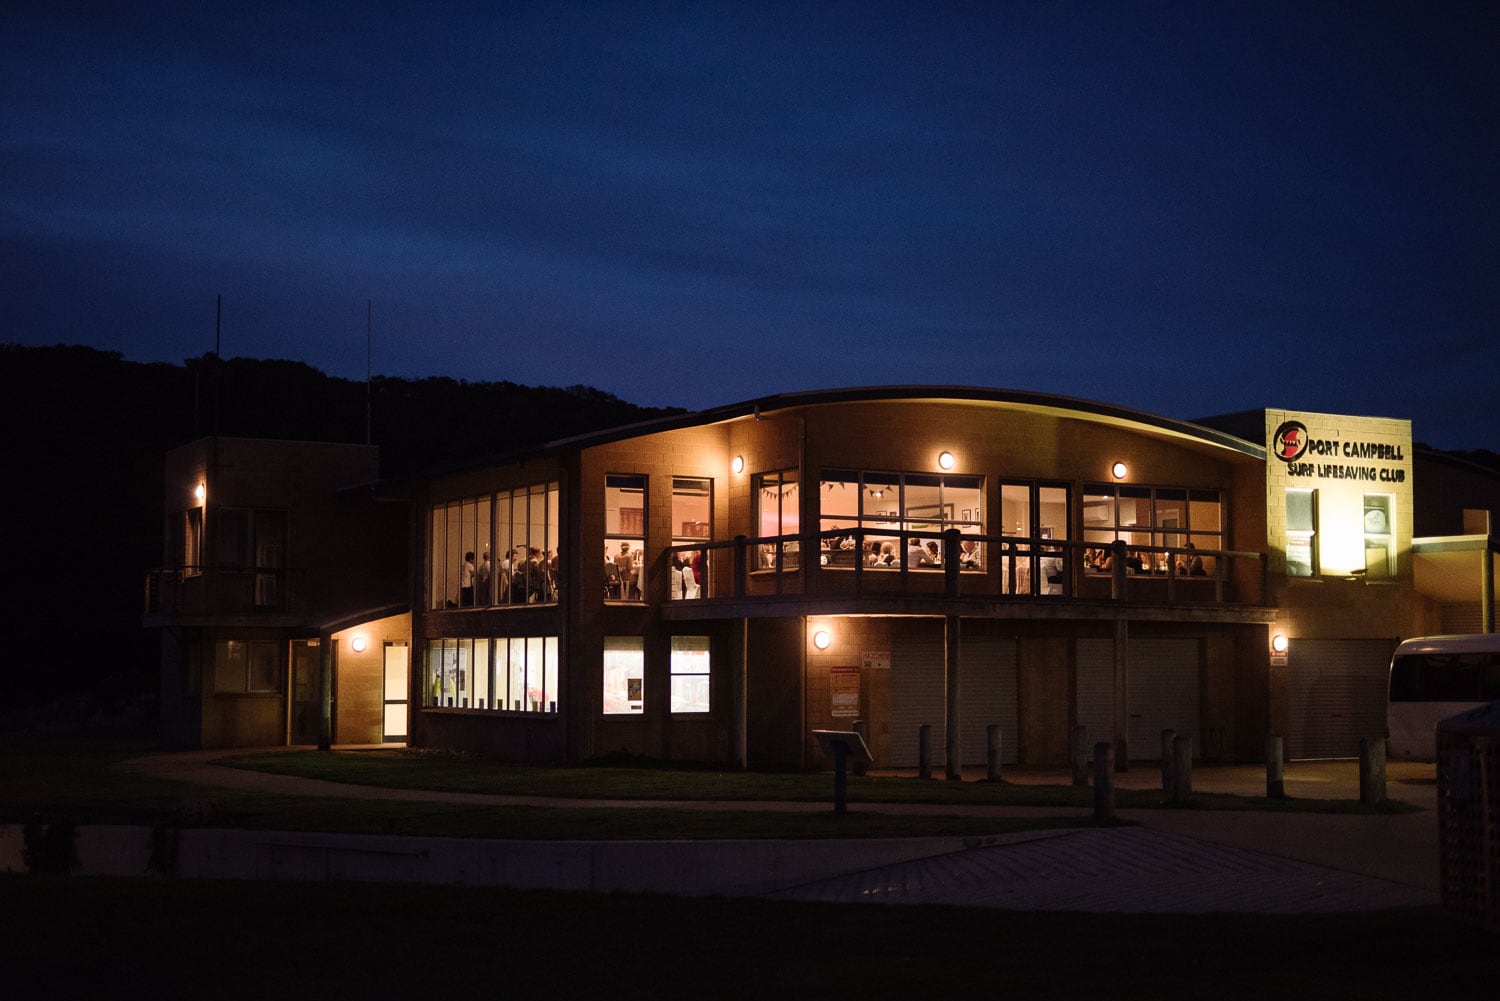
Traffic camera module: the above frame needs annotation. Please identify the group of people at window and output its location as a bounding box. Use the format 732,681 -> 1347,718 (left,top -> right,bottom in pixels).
1083,542 -> 1206,576
607,542 -> 705,600
814,528 -> 986,570
458,547 -> 557,606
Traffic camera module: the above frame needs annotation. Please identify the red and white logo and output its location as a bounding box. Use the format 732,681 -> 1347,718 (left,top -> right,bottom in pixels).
1272,420 -> 1309,463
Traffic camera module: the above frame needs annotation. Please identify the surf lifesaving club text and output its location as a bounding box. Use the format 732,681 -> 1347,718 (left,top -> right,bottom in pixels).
1272,420 -> 1406,482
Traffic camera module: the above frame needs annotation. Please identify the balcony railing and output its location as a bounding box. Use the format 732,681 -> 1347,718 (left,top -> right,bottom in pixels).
144,566 -> 304,616
662,529 -> 1266,608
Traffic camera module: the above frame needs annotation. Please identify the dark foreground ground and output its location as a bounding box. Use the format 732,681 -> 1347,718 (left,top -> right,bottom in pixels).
4,875 -> 1494,1001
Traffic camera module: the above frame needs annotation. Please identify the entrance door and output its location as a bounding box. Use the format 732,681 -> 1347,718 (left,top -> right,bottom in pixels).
383,642 -> 409,743
290,641 -> 321,744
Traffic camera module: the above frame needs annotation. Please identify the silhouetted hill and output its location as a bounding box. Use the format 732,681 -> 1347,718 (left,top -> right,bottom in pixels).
0,343 -> 680,711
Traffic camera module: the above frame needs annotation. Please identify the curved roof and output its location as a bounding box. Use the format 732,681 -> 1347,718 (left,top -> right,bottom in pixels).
409,384 -> 1266,483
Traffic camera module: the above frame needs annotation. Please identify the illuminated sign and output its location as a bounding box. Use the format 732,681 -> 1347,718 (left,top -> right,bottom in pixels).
1270,420 -> 1406,483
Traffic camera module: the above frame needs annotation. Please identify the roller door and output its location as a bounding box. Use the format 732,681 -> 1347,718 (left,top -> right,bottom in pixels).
1075,638 -> 1114,759
1126,638 -> 1201,761
1287,638 -> 1396,759
889,629 -> 1019,768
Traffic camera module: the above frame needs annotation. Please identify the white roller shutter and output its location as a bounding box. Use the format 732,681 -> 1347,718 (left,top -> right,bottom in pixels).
1288,638 -> 1396,759
959,635 -> 1019,767
1075,638 -> 1114,759
889,628 -> 946,767
1126,638 -> 1201,761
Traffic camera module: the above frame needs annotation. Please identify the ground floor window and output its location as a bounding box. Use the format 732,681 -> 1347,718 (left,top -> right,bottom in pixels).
603,636 -> 644,714
212,639 -> 280,694
424,636 -> 558,713
670,636 -> 711,713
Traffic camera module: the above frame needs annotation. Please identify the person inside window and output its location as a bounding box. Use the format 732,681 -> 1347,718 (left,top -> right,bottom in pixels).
959,539 -> 982,570
1177,543 -> 1206,576
922,540 -> 941,567
459,551 -> 476,606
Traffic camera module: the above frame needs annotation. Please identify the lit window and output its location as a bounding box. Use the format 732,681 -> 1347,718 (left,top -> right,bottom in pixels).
603,636 -> 645,715
670,636 -> 711,713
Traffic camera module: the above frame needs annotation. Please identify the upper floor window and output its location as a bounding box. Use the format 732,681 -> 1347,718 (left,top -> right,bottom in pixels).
606,475 -> 647,600
754,469 -> 799,569
430,482 -> 559,610
818,469 -> 982,569
1083,484 -> 1223,576
1286,488 -> 1318,578
1363,494 -> 1394,579
670,477 -> 711,600
216,508 -> 288,606
998,482 -> 1070,595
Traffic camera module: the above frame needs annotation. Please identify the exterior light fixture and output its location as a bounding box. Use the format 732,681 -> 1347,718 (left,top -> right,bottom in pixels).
1111,462 -> 1128,480
731,455 -> 744,475
812,630 -> 832,650
194,482 -> 206,504
350,635 -> 369,654
938,451 -> 956,471
1271,634 -> 1289,655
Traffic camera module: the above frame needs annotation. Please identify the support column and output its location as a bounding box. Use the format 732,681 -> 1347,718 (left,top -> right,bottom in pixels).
732,617 -> 748,770
1482,543 -> 1495,634
1113,618 -> 1129,771
945,614 -> 962,780
318,629 -> 334,751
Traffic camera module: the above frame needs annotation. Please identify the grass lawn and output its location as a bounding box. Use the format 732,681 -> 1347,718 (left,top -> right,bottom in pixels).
1,731 -> 1416,842
2,875 -> 1492,1001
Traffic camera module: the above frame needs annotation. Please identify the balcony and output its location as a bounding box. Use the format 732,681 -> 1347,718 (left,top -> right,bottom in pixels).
661,529 -> 1268,620
143,566 -> 305,619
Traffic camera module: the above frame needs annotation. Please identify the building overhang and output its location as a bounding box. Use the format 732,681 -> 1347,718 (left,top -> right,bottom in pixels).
1413,534 -> 1500,605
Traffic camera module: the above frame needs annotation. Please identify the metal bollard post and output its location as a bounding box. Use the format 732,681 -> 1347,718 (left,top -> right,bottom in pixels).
853,720 -> 869,778
1160,728 -> 1176,793
1359,736 -> 1386,805
918,724 -> 932,780
1171,736 -> 1193,804
987,724 -> 1003,782
1071,726 -> 1090,787
1265,733 -> 1285,799
1093,742 -> 1115,821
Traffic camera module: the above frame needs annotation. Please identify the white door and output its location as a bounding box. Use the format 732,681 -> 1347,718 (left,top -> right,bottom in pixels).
383,642 -> 409,743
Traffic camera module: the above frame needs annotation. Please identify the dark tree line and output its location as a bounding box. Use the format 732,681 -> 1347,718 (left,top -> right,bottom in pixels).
0,344 -> 678,713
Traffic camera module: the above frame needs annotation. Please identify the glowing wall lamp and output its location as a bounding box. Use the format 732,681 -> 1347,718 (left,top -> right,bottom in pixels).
1271,634 -> 1289,655
812,630 -> 833,650
1111,461 -> 1128,480
350,635 -> 369,654
731,455 -> 745,475
194,482 -> 206,504
937,450 -> 956,471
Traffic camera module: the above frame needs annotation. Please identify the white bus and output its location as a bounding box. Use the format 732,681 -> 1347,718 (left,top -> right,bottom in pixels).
1387,633 -> 1500,761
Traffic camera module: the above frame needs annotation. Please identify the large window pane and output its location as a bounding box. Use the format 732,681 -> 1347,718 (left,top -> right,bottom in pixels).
671,636 -> 711,713
603,636 -> 643,715
607,475 -> 647,600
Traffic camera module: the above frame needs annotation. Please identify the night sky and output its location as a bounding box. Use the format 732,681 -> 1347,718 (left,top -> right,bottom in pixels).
4,3 -> 1497,449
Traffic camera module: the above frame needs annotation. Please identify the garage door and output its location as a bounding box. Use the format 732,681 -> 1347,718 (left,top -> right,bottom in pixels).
889,629 -> 1018,768
1075,638 -> 1114,759
1288,638 -> 1396,759
1126,638 -> 1201,761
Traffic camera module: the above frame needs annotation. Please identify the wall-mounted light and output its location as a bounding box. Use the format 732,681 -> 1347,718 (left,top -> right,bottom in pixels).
194,482 -> 206,504
812,630 -> 832,650
350,635 -> 368,654
1111,461 -> 1128,480
938,451 -> 956,471
731,455 -> 744,475
1271,634 -> 1289,655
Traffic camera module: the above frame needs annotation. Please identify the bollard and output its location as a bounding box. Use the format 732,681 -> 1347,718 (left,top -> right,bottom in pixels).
918,724 -> 932,780
1171,736 -> 1193,804
1071,726 -> 1090,787
1160,728 -> 1176,793
1093,742 -> 1115,821
853,720 -> 869,777
987,724 -> 1003,782
1265,733 -> 1286,799
1359,736 -> 1386,805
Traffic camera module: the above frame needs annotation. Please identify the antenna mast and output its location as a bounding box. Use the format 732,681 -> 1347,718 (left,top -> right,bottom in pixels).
365,299 -> 372,446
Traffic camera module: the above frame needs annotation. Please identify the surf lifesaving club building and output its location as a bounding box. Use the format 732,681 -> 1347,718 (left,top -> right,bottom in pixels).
148,386 -> 1498,769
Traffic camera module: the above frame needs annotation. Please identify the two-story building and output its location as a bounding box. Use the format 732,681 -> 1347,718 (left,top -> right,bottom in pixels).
147,387 -> 1499,768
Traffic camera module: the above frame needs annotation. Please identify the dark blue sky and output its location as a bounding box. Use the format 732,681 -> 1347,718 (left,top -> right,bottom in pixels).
4,2 -> 1497,449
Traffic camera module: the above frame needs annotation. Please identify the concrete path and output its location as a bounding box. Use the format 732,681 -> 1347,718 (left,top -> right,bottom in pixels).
116,749 -> 1443,914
